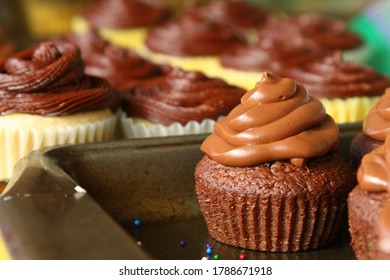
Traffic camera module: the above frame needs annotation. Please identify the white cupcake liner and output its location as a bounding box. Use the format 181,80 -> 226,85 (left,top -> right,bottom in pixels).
0,113 -> 116,180
120,111 -> 215,138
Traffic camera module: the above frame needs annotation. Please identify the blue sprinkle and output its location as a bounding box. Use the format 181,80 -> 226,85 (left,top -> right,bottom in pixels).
180,241 -> 185,247
206,247 -> 212,255
133,219 -> 141,227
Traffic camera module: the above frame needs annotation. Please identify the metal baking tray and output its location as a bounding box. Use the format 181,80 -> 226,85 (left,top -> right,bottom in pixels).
0,123 -> 362,260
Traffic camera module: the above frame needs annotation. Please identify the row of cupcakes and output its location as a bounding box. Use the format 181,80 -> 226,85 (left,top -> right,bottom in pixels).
1,35 -> 389,258
70,0 -> 390,125
0,36 -> 246,180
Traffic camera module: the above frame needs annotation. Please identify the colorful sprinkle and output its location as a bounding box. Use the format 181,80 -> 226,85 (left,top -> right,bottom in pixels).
136,241 -> 142,247
179,241 -> 185,247
206,243 -> 212,249
214,254 -> 220,260
201,257 -> 208,260
133,219 -> 141,227
239,253 -> 246,260
206,247 -> 212,255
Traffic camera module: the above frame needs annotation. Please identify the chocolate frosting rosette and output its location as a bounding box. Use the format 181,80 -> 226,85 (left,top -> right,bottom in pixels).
348,132 -> 390,259
143,9 -> 247,86
0,41 -> 118,179
258,13 -> 367,63
195,73 -> 355,252
287,52 -> 390,123
120,66 -> 245,138
68,30 -> 163,92
71,0 -> 170,50
219,38 -> 326,90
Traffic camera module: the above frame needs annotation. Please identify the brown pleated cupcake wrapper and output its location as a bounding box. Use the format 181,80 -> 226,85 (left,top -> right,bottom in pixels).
198,189 -> 347,252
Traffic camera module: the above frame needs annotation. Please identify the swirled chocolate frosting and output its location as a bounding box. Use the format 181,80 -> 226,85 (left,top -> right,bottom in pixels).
68,31 -> 163,91
258,14 -> 362,51
0,41 -> 118,116
358,132 -> 390,193
201,72 -> 339,167
220,38 -> 325,76
195,0 -> 268,28
123,66 -> 246,125
287,53 -> 390,99
82,0 -> 170,29
364,89 -> 390,142
145,10 -> 246,56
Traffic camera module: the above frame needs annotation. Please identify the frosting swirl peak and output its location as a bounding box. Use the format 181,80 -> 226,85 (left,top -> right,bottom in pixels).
201,73 -> 339,167
364,89 -> 390,141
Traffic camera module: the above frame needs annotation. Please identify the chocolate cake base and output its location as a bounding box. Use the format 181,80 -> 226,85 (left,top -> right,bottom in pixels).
195,154 -> 355,252
347,185 -> 390,259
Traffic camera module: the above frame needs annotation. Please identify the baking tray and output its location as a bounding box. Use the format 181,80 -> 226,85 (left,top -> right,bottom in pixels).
0,123 -> 362,260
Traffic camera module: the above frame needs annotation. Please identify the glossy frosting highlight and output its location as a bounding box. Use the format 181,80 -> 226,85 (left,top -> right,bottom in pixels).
201,73 -> 339,167
364,89 -> 390,141
124,66 -> 245,125
0,41 -> 117,116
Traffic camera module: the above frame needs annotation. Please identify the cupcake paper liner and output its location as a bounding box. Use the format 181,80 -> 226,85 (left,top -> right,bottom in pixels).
0,111 -> 116,180
196,182 -> 346,252
120,112 -> 215,138
320,95 -> 379,124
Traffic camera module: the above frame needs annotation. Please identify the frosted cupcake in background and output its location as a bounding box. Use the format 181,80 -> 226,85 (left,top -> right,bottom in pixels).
0,41 -> 118,180
120,66 -> 245,138
144,9 -> 247,83
258,13 -> 368,64
219,37 -> 326,90
192,0 -> 269,42
68,30 -> 164,94
71,0 -> 170,51
287,52 -> 390,124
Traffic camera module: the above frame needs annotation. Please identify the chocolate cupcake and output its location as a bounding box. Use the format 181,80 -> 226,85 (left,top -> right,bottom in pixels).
121,66 -> 245,138
219,37 -> 326,90
350,88 -> 390,169
194,0 -> 269,30
287,52 -> 390,124
348,132 -> 390,259
144,9 -> 246,82
68,30 -> 163,93
258,13 -> 366,63
195,73 -> 355,252
0,41 -> 118,180
71,0 -> 170,51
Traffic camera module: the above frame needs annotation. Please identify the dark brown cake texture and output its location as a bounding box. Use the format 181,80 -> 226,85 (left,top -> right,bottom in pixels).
348,186 -> 390,259
196,154 -> 355,252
